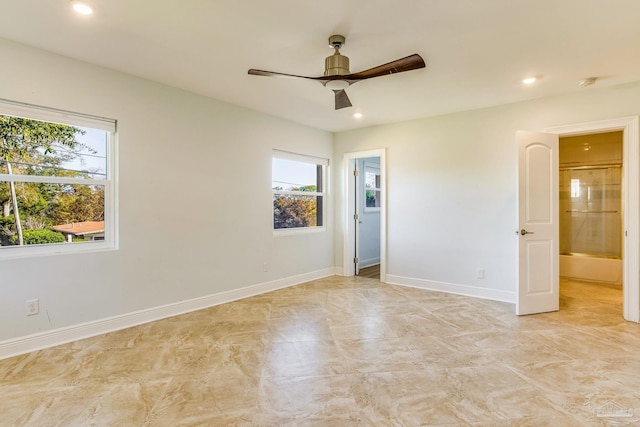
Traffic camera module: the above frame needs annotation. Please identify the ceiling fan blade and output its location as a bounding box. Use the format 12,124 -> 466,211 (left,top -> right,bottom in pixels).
247,69 -> 314,80
347,54 -> 426,81
334,90 -> 352,110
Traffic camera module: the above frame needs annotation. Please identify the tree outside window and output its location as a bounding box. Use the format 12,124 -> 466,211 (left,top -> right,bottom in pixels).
272,152 -> 327,231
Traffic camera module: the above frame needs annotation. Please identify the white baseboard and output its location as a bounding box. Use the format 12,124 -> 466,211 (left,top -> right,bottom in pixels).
385,274 -> 516,304
359,258 -> 380,269
0,268 -> 334,360
333,267 -> 347,276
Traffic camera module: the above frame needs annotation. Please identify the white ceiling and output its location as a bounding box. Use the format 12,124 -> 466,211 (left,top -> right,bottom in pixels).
1,0 -> 640,132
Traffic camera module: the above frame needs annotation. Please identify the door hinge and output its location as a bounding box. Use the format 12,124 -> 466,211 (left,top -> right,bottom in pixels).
354,257 -> 359,264
353,170 -> 359,177
354,213 -> 359,220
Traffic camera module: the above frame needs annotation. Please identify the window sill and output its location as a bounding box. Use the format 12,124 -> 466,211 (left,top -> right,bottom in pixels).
0,241 -> 117,260
273,226 -> 327,237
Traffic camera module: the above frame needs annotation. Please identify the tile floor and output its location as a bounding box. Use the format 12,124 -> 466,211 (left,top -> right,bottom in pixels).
1,276 -> 639,426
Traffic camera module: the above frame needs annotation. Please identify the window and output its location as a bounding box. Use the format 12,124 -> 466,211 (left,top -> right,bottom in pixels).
0,99 -> 116,257
570,178 -> 580,198
364,161 -> 381,211
272,150 -> 327,231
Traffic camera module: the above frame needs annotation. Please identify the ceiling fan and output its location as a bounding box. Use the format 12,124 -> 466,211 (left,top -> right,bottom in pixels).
248,35 -> 426,110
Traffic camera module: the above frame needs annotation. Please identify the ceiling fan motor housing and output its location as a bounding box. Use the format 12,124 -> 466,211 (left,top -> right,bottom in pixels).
325,35 -> 350,76
325,53 -> 350,76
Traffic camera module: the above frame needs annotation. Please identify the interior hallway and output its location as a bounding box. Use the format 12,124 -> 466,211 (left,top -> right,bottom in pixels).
1,276 -> 638,426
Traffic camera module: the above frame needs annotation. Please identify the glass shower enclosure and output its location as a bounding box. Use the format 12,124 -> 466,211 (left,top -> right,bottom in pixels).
559,165 -> 622,258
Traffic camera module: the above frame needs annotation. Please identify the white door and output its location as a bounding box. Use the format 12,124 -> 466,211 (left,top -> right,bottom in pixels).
517,131 -> 559,315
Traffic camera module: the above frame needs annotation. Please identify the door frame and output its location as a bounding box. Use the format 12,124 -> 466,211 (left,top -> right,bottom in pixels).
544,116 -> 639,322
343,149 -> 386,281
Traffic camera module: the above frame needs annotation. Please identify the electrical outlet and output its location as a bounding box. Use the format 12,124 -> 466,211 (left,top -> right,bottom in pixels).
477,269 -> 485,279
262,262 -> 269,272
26,299 -> 39,316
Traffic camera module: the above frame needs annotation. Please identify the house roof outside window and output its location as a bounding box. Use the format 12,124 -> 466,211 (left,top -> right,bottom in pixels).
52,221 -> 104,237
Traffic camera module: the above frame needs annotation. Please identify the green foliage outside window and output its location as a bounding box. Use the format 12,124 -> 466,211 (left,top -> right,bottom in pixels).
274,195 -> 318,229
11,229 -> 65,245
0,115 -> 103,246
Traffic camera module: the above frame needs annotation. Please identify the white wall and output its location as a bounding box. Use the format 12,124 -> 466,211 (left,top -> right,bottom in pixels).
0,39 -> 333,345
334,84 -> 640,302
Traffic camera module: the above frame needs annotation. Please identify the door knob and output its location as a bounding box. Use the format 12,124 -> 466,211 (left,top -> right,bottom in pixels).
519,229 -> 534,235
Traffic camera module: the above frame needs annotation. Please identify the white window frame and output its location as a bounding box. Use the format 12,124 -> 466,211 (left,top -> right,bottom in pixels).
0,99 -> 117,259
272,149 -> 328,235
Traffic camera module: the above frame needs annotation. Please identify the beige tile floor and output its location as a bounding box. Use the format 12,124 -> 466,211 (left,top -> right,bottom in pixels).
1,276 -> 640,426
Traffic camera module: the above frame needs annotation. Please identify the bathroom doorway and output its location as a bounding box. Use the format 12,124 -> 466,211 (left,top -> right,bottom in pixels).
545,116 -> 639,322
559,131 -> 623,312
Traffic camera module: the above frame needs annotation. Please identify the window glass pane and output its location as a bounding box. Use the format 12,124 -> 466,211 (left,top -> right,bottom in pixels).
66,127 -> 108,179
272,158 -> 318,192
0,115 -> 107,180
0,182 -> 105,246
365,171 -> 377,190
273,194 -> 322,229
364,166 -> 381,210
365,189 -> 381,208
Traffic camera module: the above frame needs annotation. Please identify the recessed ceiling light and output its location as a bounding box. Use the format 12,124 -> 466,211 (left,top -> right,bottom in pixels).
522,77 -> 537,85
70,1 -> 95,15
353,113 -> 363,119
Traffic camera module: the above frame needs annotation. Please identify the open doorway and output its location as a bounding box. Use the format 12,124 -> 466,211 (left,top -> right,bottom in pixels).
546,116 -> 639,322
343,149 -> 387,281
559,131 -> 623,315
356,157 -> 381,279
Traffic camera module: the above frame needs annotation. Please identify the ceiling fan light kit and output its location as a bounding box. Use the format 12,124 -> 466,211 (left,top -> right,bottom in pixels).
248,35 -> 426,110
325,80 -> 350,91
